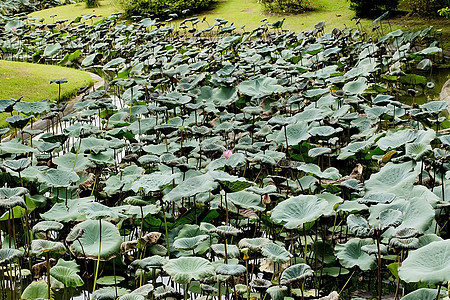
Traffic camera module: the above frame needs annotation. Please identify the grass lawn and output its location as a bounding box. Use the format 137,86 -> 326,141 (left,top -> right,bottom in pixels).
28,0 -> 450,50
28,0 -> 121,23
0,60 -> 94,128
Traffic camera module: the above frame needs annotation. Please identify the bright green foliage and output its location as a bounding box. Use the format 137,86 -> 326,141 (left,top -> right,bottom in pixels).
117,0 -> 216,18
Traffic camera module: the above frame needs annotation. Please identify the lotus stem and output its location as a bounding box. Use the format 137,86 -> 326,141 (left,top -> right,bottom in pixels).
376,232 -> 382,300
92,219 -> 102,293
339,269 -> 355,295
161,203 -> 171,258
46,252 -> 51,300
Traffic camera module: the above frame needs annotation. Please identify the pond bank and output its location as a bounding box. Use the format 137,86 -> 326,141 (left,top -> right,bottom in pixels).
441,77 -> 450,112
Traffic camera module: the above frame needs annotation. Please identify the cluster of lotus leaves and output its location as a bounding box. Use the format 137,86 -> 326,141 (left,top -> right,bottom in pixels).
0,8 -> 447,300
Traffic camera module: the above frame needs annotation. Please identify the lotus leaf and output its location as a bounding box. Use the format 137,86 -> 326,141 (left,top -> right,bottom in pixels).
280,264 -> 314,285
3,157 -> 31,172
68,219 -> 121,260
96,276 -> 125,285
211,244 -> 240,258
266,285 -> 287,300
401,288 -> 445,300
377,129 -> 418,151
364,161 -> 420,194
0,248 -> 23,264
14,100 -> 50,115
92,287 -> 129,300
32,221 -> 63,233
261,242 -> 292,263
0,196 -> 27,209
31,239 -> 66,256
50,265 -> 83,287
347,215 -> 374,237
53,152 -> 93,172
238,237 -> 271,251
226,190 -> 265,211
163,257 -> 215,284
398,239 -> 450,284
0,139 -> 37,154
131,172 -> 180,194
237,77 -> 285,98
163,173 -> 217,203
21,280 -> 51,300
131,255 -> 167,271
271,195 -> 328,229
173,235 -> 209,251
335,238 -> 376,270
215,263 -> 247,276
39,169 -> 79,188
130,284 -> 154,297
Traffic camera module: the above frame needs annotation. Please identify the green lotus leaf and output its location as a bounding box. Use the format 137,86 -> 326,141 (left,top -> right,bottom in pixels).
44,43 -> 61,57
261,242 -> 292,263
92,287 -> 129,300
0,187 -> 28,198
209,170 -> 253,192
96,276 -> 125,285
174,235 -> 209,251
0,248 -> 23,264
250,278 -> 272,292
308,147 -> 332,158
130,284 -> 154,297
131,172 -> 180,194
368,198 -> 434,233
39,169 -> 79,188
53,152 -> 93,172
153,285 -> 181,299
226,190 -> 265,211
215,263 -> 247,276
414,46 -> 442,56
237,77 -> 285,98
280,264 -> 314,285
421,100 -> 448,114
31,239 -> 66,256
120,294 -> 145,300
371,208 -> 404,231
21,280 -> 51,300
271,195 -> 328,229
0,139 -> 37,154
275,122 -> 310,146
6,115 -> 33,129
104,165 -> 145,194
238,237 -> 271,251
347,215 -> 373,237
3,158 -> 31,172
389,237 -> 419,249
211,244 -> 240,258
361,244 -> 387,255
41,196 -> 93,222
0,196 -> 26,210
163,173 -> 217,203
322,267 -> 350,277
337,140 -> 372,160
266,285 -> 287,300
103,57 -> 126,69
377,129 -> 418,151
68,219 -> 121,260
79,202 -> 126,221
357,193 -> 396,205
398,239 -> 450,284
364,161 -> 420,194
418,234 -> 443,247
163,257 -> 215,284
50,265 -> 83,287
401,288 -> 445,300
343,77 -> 367,95
335,238 -> 376,270
130,255 -> 167,270
14,100 -> 50,115
32,221 -> 64,233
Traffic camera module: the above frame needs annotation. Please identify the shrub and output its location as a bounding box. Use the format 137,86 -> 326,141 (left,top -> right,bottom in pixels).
347,0 -> 399,17
258,0 -> 312,13
118,0 -> 216,19
86,0 -> 100,8
407,0 -> 447,16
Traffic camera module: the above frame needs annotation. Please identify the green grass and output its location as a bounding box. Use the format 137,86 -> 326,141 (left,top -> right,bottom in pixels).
28,0 -> 121,23
0,60 -> 94,128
